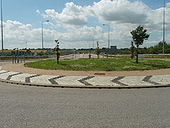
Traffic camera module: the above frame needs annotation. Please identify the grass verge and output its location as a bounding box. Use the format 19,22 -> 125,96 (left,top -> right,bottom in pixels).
24,58 -> 170,71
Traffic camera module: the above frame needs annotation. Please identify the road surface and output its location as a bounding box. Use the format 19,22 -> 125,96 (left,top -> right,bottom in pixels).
0,82 -> 170,128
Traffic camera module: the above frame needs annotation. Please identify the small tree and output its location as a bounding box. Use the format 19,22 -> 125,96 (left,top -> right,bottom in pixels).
131,26 -> 150,63
54,40 -> 60,64
96,41 -> 100,59
89,48 -> 91,59
130,41 -> 135,59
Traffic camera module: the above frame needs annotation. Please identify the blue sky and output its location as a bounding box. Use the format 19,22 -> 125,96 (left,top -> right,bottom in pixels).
1,0 -> 170,49
3,0 -> 169,26
3,0 -> 98,26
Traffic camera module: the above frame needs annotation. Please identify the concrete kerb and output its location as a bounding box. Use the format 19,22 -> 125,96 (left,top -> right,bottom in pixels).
1,77 -> 170,89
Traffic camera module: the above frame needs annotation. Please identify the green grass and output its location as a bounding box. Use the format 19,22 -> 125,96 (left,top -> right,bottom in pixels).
144,56 -> 170,59
24,58 -> 170,71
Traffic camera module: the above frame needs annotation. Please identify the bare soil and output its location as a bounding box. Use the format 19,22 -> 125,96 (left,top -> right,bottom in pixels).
2,63 -> 170,76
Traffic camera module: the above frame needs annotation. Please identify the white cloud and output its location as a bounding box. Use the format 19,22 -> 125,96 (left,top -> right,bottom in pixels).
36,9 -> 40,14
2,20 -> 61,49
1,0 -> 170,49
45,2 -> 88,25
89,0 -> 150,24
166,34 -> 170,43
44,0 -> 170,31
62,26 -> 102,41
89,0 -> 170,31
146,5 -> 170,31
1,20 -> 104,49
44,0 -> 156,25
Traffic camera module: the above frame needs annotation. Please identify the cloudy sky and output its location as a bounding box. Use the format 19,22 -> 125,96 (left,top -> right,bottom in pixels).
1,0 -> 170,49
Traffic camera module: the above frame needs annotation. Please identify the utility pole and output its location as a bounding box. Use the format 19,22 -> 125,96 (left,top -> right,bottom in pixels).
1,0 -> 4,51
41,21 -> 44,49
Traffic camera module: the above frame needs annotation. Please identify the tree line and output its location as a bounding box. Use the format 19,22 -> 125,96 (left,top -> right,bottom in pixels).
118,41 -> 169,55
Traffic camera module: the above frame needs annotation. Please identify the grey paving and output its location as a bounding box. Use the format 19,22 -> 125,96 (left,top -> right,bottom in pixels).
0,69 -> 170,88
86,76 -> 118,86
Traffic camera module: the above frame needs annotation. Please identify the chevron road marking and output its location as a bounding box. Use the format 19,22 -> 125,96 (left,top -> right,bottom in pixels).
112,76 -> 128,86
25,74 -> 41,83
86,76 -> 119,86
6,72 -> 23,80
10,73 -> 36,83
78,76 -> 95,86
1,68 -> 170,87
149,75 -> 170,85
31,75 -> 61,85
56,76 -> 86,86
0,70 -> 9,74
119,76 -> 154,86
143,76 -> 160,85
0,71 -> 20,80
48,76 -> 65,85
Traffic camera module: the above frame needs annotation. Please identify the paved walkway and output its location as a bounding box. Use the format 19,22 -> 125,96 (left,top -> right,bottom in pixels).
1,63 -> 170,89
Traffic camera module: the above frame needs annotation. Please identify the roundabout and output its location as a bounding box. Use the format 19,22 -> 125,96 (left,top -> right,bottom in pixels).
1,58 -> 170,89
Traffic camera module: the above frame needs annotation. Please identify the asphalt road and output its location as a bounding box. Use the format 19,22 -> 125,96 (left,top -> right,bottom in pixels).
0,83 -> 170,128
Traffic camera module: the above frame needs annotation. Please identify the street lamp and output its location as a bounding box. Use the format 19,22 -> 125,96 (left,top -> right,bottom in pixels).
41,20 -> 49,49
162,0 -> 166,54
103,24 -> 110,58
1,0 -> 4,51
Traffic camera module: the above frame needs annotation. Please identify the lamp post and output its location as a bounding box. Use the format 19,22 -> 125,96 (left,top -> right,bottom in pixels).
1,0 -> 3,51
41,20 -> 49,49
103,24 -> 110,58
162,0 -> 166,54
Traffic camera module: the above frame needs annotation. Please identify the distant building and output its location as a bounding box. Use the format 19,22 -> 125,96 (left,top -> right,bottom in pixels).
110,46 -> 117,54
101,46 -> 117,54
